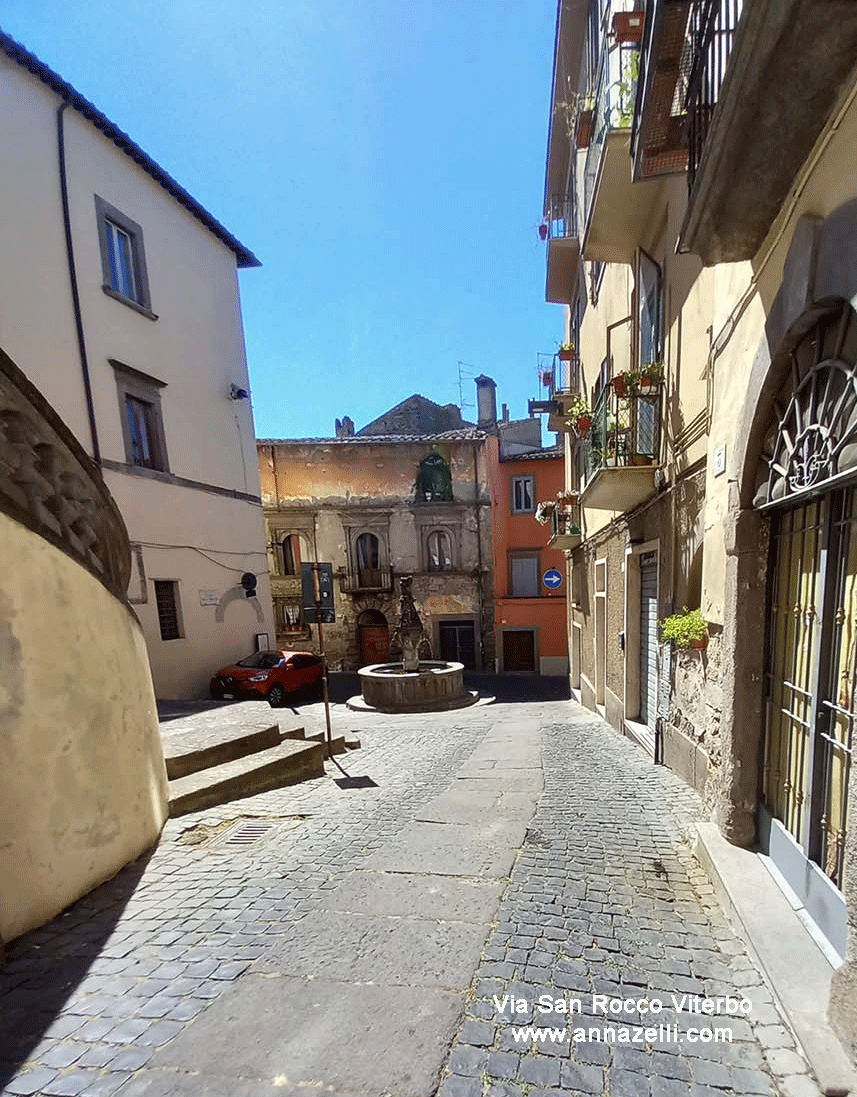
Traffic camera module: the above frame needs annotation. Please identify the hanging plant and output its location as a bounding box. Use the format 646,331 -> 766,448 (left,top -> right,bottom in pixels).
534,500 -> 556,525
538,223 -> 548,240
660,608 -> 709,650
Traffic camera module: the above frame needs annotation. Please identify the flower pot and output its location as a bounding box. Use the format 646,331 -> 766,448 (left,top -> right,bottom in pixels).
629,454 -> 652,466
558,347 -> 574,361
576,109 -> 593,149
612,376 -> 628,397
575,415 -> 592,437
538,223 -> 548,241
690,635 -> 708,650
612,10 -> 644,43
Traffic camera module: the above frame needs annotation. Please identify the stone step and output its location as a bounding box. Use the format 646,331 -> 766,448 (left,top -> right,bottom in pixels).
164,723 -> 300,780
168,740 -> 325,817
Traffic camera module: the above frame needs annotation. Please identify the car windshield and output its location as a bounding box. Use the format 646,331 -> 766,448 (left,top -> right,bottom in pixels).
236,652 -> 281,669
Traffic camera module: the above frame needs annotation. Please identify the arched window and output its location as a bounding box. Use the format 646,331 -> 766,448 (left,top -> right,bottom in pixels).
356,532 -> 381,588
417,453 -> 453,502
427,530 -> 453,572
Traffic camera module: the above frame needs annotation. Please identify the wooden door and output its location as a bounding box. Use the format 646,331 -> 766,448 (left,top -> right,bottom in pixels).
503,630 -> 536,673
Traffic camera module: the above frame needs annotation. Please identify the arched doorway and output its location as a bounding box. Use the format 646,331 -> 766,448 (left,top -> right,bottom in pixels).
751,300 -> 857,959
358,609 -> 389,666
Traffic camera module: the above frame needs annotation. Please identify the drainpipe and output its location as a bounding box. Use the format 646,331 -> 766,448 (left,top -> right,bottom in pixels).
473,445 -> 485,671
57,102 -> 100,464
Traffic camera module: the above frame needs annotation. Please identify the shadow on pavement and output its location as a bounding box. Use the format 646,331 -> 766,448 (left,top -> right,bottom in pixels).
0,850 -> 153,1086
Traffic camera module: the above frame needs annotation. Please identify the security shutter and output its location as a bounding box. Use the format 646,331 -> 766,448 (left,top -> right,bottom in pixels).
511,555 -> 539,597
639,553 -> 658,726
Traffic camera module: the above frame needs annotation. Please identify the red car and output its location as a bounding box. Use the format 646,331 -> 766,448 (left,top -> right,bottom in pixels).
210,650 -> 324,707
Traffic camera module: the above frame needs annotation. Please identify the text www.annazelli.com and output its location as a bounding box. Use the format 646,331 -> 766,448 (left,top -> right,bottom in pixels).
511,1024 -> 733,1046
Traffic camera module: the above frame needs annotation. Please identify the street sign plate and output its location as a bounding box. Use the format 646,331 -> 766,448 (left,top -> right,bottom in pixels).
301,562 -> 336,623
543,568 -> 563,589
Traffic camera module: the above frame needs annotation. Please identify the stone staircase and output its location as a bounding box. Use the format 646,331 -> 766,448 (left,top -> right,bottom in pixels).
164,720 -> 360,817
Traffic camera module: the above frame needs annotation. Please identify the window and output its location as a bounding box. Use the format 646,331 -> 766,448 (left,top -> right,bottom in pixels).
281,534 -> 302,576
275,599 -> 306,634
356,532 -> 381,588
154,580 -> 182,640
112,361 -> 169,472
238,651 -> 283,669
510,553 -> 540,598
511,476 -> 535,514
427,530 -> 453,572
95,195 -> 153,315
417,453 -> 453,502
126,395 -> 157,468
638,250 -> 663,367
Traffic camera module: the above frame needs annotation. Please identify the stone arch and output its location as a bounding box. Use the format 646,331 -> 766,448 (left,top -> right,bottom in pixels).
214,585 -> 264,624
717,202 -> 857,846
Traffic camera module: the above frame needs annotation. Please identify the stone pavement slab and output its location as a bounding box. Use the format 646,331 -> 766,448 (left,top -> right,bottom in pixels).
155,976 -> 464,1097
316,869 -> 506,921
255,909 -> 489,987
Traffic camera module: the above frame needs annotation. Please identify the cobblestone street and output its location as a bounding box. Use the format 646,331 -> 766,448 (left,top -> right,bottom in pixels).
1,686 -> 820,1097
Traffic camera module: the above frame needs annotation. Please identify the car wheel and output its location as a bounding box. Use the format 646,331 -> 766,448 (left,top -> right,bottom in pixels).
268,684 -> 285,708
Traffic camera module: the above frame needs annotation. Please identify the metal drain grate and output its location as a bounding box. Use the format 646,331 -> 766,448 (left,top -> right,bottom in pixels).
215,820 -> 278,848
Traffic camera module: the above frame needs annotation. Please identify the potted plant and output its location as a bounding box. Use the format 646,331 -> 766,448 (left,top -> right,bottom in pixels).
558,342 -> 576,361
556,490 -> 579,503
569,397 -> 592,437
538,223 -> 548,241
612,369 -> 639,398
638,362 -> 664,394
541,370 -> 554,387
660,608 -> 709,650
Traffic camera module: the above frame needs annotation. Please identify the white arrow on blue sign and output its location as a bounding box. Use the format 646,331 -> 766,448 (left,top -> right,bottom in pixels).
543,568 -> 563,589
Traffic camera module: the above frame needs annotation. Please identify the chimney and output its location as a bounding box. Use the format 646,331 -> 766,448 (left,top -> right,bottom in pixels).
474,375 -> 497,430
501,402 -> 509,424
335,415 -> 354,439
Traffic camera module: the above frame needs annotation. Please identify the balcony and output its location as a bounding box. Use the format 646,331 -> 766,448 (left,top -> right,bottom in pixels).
338,564 -> 395,594
548,504 -> 582,550
581,380 -> 661,511
678,0 -> 857,264
528,356 -> 583,433
582,40 -> 663,264
544,194 -> 580,305
631,0 -> 693,181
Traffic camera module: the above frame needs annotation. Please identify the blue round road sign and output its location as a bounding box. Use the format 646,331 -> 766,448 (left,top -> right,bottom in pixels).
543,568 -> 563,589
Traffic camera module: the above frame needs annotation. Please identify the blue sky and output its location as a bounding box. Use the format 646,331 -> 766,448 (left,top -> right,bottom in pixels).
4,1 -> 561,439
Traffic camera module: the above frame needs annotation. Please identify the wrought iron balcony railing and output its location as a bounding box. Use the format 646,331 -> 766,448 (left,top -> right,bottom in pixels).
338,564 -> 395,594
684,0 -> 743,191
545,193 -> 578,241
582,40 -> 641,235
583,381 -> 662,482
549,505 -> 583,549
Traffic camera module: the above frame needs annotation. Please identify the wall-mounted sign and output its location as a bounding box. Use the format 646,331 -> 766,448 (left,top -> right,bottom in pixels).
543,568 -> 563,590
199,590 -> 220,606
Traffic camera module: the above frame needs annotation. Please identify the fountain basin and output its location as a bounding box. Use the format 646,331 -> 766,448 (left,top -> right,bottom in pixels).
347,660 -> 480,713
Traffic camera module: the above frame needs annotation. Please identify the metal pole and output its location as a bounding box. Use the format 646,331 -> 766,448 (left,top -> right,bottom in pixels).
312,563 -> 334,760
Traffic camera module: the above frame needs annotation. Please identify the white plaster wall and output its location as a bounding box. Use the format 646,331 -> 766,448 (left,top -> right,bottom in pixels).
0,55 -> 273,698
0,512 -> 168,944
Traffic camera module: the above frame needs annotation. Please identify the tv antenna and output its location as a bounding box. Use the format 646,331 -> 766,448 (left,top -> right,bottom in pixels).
457,361 -> 477,412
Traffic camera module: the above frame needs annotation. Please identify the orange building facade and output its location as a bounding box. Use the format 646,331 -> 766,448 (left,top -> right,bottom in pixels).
488,439 -> 569,675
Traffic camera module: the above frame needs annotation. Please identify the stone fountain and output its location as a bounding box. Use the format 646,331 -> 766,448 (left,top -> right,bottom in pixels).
347,577 -> 480,713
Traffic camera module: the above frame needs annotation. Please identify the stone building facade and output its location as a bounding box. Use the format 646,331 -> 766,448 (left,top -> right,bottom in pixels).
539,0 -> 857,1056
258,393 -> 495,672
